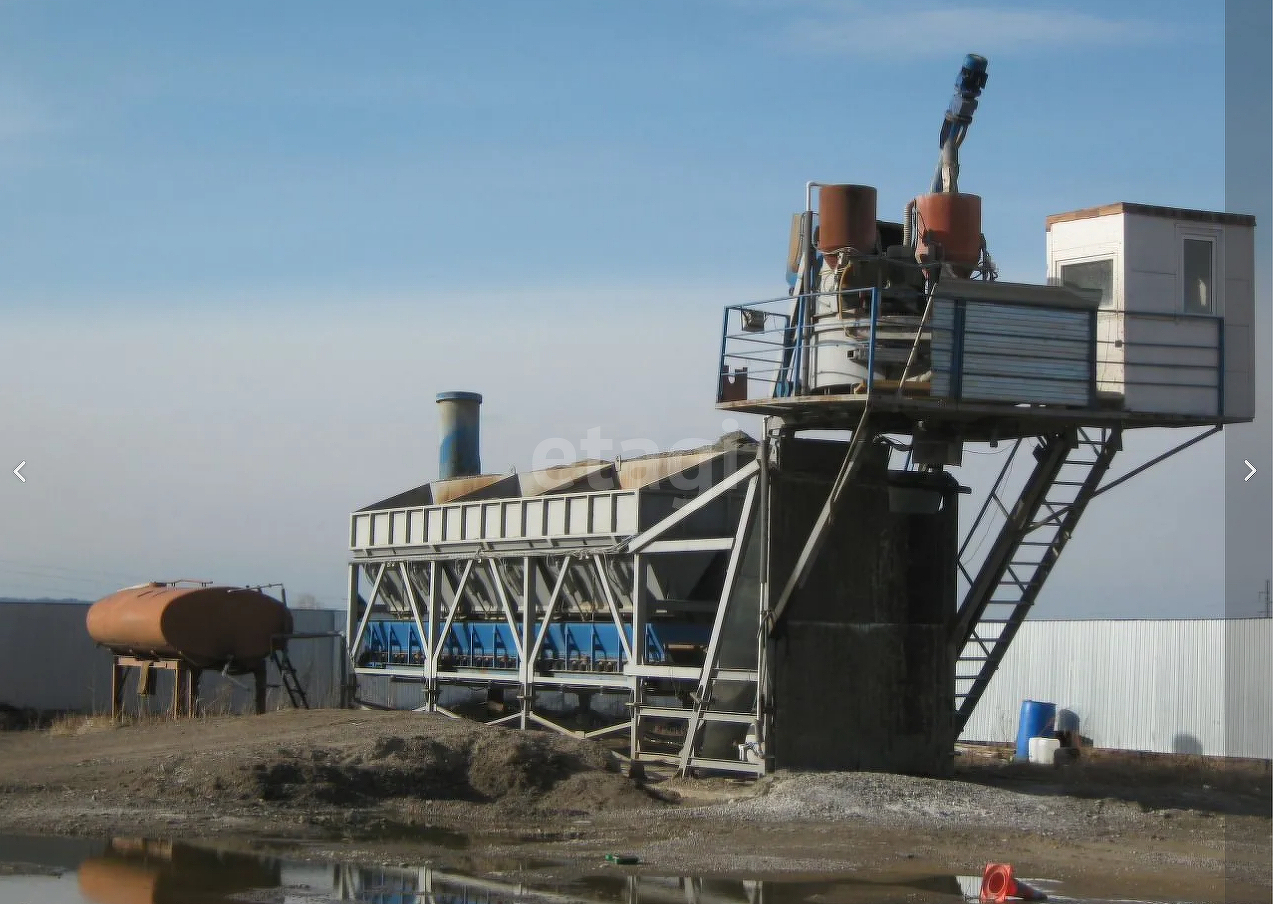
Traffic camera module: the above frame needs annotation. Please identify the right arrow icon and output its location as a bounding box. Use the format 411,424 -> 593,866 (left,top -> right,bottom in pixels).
1245,460 -> 1257,482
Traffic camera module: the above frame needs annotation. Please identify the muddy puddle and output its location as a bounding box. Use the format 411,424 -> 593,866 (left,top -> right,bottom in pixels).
0,833 -> 1195,904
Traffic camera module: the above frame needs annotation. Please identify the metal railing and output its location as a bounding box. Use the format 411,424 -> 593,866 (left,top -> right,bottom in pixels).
1094,311 -> 1224,416
720,294 -> 1227,419
717,287 -> 880,402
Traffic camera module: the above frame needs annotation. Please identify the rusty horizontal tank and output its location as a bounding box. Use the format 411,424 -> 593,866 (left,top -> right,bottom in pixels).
818,184 -> 878,253
86,583 -> 292,668
913,192 -> 983,270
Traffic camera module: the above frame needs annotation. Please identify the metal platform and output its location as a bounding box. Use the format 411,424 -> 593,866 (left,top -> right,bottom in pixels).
717,282 -> 1231,438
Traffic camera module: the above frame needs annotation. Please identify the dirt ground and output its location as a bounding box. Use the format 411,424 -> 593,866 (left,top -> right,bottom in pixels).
0,710 -> 1268,903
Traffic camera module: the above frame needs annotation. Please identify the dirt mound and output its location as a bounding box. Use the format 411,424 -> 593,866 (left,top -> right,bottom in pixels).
13,710 -> 640,816
236,729 -> 613,806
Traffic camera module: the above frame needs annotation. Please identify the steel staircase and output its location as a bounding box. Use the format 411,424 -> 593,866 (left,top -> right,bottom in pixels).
271,649 -> 310,710
952,426 -> 1122,734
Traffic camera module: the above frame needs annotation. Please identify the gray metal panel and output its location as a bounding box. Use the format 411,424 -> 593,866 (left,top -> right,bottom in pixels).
959,618 -> 1273,759
959,303 -> 1092,405
350,489 -> 644,553
0,601 -> 112,712
931,298 -> 1094,406
930,299 -> 955,397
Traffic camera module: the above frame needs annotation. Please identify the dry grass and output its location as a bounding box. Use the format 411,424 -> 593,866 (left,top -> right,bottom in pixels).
46,713 -> 119,737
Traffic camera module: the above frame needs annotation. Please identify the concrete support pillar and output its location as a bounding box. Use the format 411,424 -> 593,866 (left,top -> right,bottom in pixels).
768,435 -> 959,775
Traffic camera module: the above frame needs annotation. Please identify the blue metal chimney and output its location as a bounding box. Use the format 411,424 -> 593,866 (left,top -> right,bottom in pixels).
436,391 -> 483,480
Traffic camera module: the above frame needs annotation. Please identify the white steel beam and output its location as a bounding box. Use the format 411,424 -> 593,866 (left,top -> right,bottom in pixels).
486,559 -> 525,659
398,562 -> 429,671
520,555 -> 532,730
583,720 -> 633,740
678,475 -> 759,773
642,537 -> 734,554
430,559 -> 475,664
624,459 -> 759,554
528,555 -> 573,664
426,561 -> 437,708
349,562 -> 388,662
592,556 -> 633,662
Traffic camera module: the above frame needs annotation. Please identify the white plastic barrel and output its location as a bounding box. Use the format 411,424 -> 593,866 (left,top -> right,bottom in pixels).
1028,737 -> 1060,765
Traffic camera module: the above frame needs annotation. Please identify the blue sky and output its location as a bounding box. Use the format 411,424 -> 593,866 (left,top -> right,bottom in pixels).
0,1 -> 1256,615
0,0 -> 1226,298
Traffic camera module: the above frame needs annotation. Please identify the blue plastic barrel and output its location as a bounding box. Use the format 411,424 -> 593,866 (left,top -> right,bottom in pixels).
1015,700 -> 1056,760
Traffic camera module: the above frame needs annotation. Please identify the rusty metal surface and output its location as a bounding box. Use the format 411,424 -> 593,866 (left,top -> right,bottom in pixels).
86,584 -> 292,668
817,184 -> 878,253
428,473 -> 513,504
517,461 -> 616,496
616,450 -> 723,490
914,192 -> 982,267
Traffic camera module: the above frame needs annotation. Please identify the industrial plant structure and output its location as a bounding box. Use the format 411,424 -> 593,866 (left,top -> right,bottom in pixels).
345,55 -> 1256,775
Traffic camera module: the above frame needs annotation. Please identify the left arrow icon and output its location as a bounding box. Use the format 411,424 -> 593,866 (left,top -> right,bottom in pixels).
13,461 -> 25,482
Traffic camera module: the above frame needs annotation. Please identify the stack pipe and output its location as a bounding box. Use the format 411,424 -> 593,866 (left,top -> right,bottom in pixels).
436,391 -> 483,480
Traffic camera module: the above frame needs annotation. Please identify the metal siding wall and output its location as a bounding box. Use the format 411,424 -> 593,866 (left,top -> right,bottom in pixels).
0,602 -> 114,711
961,618 -> 1271,759
0,602 -> 344,714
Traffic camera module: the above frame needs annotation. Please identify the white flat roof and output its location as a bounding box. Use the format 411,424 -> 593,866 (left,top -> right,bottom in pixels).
1046,202 -> 1256,230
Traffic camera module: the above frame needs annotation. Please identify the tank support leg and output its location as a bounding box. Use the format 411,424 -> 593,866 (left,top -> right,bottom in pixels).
187,667 -> 202,717
171,665 -> 186,719
253,664 -> 268,715
111,660 -> 126,720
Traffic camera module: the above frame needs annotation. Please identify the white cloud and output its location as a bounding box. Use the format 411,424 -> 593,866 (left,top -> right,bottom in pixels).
767,2 -> 1177,58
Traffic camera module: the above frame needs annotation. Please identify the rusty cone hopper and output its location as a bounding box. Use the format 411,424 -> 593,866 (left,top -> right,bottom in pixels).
979,863 -> 1046,902
913,192 -> 982,275
86,583 -> 292,670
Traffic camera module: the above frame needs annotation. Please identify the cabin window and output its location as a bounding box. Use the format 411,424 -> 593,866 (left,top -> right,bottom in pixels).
1060,258 -> 1114,308
1182,238 -> 1215,315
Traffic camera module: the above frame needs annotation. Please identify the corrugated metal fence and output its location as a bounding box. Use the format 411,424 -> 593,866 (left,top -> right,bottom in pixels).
0,601 -> 344,715
960,618 -> 1273,759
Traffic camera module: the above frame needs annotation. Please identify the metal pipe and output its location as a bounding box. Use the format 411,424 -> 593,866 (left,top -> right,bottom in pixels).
1090,425 -> 1220,501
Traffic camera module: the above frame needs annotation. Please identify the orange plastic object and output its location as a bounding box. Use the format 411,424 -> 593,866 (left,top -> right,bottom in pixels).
980,863 -> 1047,902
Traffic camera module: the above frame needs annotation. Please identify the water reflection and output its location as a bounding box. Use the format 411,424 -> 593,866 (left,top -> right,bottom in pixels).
0,834 -> 1121,904
331,864 -> 973,904
76,837 -> 280,904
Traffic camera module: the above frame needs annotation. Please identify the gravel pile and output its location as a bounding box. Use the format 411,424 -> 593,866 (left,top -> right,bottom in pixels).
681,771 -> 1152,833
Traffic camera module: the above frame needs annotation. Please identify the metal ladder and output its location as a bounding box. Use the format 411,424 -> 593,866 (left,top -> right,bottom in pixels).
270,648 -> 310,710
952,426 -> 1121,734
